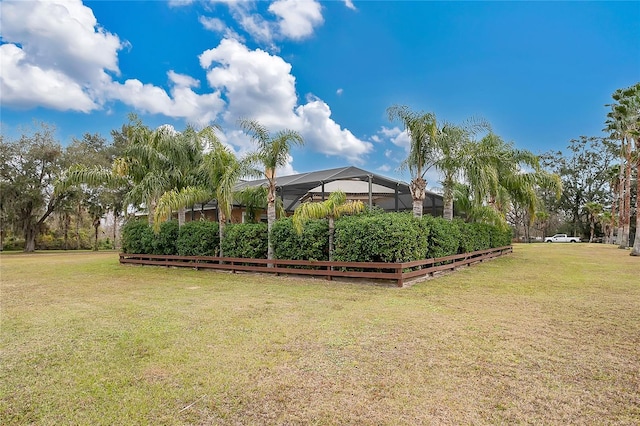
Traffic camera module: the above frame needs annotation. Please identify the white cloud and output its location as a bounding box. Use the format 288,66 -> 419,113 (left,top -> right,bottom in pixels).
0,0 -> 227,124
200,39 -> 372,162
377,164 -> 391,172
336,88 -> 344,96
168,0 -> 195,7
384,149 -> 393,158
343,0 -> 357,10
105,71 -> 225,125
296,96 -> 373,162
201,0 -> 323,47
199,16 -> 227,32
268,0 -> 323,40
0,44 -> 98,112
0,0 -> 122,110
373,126 -> 410,151
200,38 -> 299,127
391,131 -> 411,151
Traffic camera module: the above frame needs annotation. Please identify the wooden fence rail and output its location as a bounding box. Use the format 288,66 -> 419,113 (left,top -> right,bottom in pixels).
119,246 -> 512,287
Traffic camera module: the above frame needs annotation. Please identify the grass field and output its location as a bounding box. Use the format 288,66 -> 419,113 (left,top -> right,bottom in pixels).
1,244 -> 639,425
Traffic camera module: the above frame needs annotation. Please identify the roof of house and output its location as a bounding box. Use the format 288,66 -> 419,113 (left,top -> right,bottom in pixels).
234,166 -> 443,212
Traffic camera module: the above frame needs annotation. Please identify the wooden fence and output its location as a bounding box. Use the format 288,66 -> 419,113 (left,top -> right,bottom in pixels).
119,245 -> 512,287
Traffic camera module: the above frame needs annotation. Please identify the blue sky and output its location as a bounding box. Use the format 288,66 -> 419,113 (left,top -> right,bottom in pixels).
1,0 -> 638,188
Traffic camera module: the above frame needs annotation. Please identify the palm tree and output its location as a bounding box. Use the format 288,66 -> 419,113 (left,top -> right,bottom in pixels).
605,83 -> 639,250
464,133 -> 561,227
57,120 -> 212,229
292,191 -> 365,261
599,211 -> 616,244
387,105 -> 439,218
239,119 -> 304,260
433,119 -> 490,220
584,201 -> 603,243
154,139 -> 259,257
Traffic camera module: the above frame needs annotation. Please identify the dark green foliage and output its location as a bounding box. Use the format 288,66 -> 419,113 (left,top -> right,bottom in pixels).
152,220 -> 179,255
456,220 -> 491,253
121,219 -> 154,254
333,212 -> 428,263
421,216 -> 461,258
489,226 -> 513,248
221,223 -> 268,258
176,220 -> 219,256
272,217 -> 329,261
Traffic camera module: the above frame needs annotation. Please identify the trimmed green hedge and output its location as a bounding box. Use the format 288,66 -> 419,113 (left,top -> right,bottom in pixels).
333,212 -> 428,263
221,223 -> 268,258
152,220 -> 179,255
422,215 -> 461,259
272,217 -> 329,261
121,219 -> 155,254
176,220 -> 219,256
120,213 -> 512,262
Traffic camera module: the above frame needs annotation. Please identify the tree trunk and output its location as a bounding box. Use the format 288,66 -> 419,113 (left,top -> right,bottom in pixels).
63,212 -> 70,250
113,210 -> 119,250
24,223 -> 37,253
93,217 -> 100,251
328,216 -> 335,263
178,207 -> 186,227
589,219 -> 595,243
266,176 -> 276,262
409,177 -> 426,218
619,142 -> 632,249
147,198 -> 156,227
76,203 -> 82,250
267,200 -> 276,262
616,160 -> 624,246
218,209 -> 226,258
631,157 -> 640,256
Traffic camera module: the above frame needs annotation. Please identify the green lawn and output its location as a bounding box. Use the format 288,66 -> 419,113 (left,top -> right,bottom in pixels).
1,244 -> 639,425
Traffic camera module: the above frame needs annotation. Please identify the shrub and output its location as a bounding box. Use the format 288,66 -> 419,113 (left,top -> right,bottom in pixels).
121,219 -> 154,254
221,223 -> 268,258
176,220 -> 219,256
151,220 -> 179,255
489,226 -> 513,248
334,212 -> 428,263
455,220 -> 491,253
272,217 -> 329,261
422,216 -> 461,259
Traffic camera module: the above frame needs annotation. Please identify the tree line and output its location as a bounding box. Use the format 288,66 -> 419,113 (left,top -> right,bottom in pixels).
1,82 -> 638,255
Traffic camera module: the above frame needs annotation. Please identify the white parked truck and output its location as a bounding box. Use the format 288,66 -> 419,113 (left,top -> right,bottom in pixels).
544,234 -> 581,243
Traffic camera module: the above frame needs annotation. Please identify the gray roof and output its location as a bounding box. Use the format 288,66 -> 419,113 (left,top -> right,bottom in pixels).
234,166 -> 443,213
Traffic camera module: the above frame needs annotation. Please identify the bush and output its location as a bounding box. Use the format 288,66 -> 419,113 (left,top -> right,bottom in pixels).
176,220 -> 220,256
489,226 -> 513,248
422,216 -> 461,259
456,220 -> 491,253
334,212 -> 428,263
121,219 -> 154,254
152,220 -> 179,255
272,217 -> 329,261
221,223 -> 268,258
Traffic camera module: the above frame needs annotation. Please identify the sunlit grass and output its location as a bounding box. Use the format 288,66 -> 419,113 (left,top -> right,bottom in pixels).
1,245 -> 638,424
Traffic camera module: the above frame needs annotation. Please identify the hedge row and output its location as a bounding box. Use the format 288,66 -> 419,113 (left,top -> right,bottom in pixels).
121,213 -> 512,262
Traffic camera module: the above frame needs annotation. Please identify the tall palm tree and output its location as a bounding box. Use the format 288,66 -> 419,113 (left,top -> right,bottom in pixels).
605,83 -> 639,250
239,119 -> 304,260
154,139 -> 259,257
599,211 -> 616,244
387,105 -> 439,218
433,119 -> 490,220
464,133 -> 561,227
292,191 -> 365,262
57,121 -> 212,228
584,201 -> 603,243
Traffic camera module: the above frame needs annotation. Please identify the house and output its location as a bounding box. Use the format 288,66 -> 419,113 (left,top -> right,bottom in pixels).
181,166 -> 444,223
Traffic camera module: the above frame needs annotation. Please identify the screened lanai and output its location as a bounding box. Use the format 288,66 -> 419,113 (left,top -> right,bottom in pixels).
234,166 -> 444,216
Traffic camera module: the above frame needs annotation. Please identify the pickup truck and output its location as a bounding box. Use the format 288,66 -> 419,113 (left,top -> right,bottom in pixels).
544,234 -> 581,243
